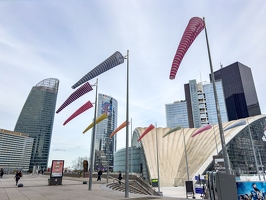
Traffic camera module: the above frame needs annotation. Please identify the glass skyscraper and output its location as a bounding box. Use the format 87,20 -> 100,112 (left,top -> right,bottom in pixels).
94,93 -> 118,170
211,62 -> 261,121
14,78 -> 59,171
184,79 -> 228,128
203,80 -> 228,125
165,100 -> 189,128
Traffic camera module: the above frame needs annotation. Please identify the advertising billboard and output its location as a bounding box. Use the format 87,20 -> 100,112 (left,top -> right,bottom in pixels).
50,160 -> 64,178
236,181 -> 266,199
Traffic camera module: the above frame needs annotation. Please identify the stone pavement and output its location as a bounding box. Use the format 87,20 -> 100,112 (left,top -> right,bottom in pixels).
0,174 -> 204,200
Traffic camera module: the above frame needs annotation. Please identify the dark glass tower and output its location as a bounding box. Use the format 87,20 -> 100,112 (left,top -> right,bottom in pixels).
14,78 -> 59,170
211,62 -> 261,121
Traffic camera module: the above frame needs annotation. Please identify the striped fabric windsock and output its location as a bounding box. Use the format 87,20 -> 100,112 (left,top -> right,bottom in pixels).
63,101 -> 93,125
170,17 -> 205,80
137,124 -> 155,142
72,51 -> 124,89
223,119 -> 246,132
56,82 -> 93,114
83,113 -> 108,134
191,124 -> 212,137
163,125 -> 181,138
109,121 -> 129,138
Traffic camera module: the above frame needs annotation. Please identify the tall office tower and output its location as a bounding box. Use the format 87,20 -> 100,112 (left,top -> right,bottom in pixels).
203,80 -> 228,125
165,100 -> 189,128
184,80 -> 204,128
14,78 -> 59,171
184,79 -> 228,128
95,93 -> 118,170
211,62 -> 261,121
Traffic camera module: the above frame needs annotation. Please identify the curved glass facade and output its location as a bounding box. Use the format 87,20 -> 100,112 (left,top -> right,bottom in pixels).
203,116 -> 266,176
113,147 -> 141,173
227,117 -> 266,175
14,78 -> 59,170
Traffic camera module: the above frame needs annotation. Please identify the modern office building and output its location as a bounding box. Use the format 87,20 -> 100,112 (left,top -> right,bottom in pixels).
211,61 -> 261,121
165,100 -> 189,128
0,129 -> 34,172
203,80 -> 228,125
14,78 -> 59,171
184,79 -> 228,128
95,93 -> 118,170
114,115 -> 266,186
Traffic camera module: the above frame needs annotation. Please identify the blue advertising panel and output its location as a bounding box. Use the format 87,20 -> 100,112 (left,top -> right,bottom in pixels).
236,181 -> 266,200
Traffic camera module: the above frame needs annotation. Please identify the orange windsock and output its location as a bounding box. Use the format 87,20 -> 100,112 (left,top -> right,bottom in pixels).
110,121 -> 129,138
137,124 -> 155,142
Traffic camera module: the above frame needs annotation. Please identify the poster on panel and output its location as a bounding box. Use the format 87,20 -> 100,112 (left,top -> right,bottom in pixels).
50,160 -> 64,178
236,181 -> 266,200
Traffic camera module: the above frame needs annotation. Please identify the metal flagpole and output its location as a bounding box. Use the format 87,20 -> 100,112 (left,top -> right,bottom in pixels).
155,122 -> 161,194
182,127 -> 189,180
212,124 -> 219,154
203,17 -> 230,174
257,148 -> 265,181
131,118 -> 133,173
89,78 -> 98,190
247,118 -> 261,180
125,50 -> 129,198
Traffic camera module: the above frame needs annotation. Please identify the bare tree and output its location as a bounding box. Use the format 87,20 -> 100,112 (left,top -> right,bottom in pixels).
71,156 -> 89,170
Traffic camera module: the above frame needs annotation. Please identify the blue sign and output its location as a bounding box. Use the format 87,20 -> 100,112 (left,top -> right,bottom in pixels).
195,187 -> 204,194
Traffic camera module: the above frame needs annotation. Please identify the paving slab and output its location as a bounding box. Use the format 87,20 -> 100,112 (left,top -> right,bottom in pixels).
0,174 -> 203,200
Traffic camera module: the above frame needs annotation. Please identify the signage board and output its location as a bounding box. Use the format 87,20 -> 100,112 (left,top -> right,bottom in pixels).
213,155 -> 226,173
50,160 -> 64,178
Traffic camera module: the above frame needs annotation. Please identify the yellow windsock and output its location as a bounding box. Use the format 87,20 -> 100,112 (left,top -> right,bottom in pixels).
109,121 -> 129,138
83,113 -> 108,134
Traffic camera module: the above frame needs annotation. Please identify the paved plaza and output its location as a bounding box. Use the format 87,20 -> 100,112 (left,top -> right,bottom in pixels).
0,174 -> 203,200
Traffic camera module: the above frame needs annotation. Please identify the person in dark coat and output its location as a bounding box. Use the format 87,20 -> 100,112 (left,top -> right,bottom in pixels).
0,168 -> 3,178
118,171 -> 122,185
97,169 -> 102,181
15,171 -> 21,186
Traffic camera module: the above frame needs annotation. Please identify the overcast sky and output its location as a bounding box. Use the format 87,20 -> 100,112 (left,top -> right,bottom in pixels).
1,0 -> 266,168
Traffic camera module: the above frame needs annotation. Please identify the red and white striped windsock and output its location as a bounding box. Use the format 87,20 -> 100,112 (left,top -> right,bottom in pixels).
170,17 -> 205,80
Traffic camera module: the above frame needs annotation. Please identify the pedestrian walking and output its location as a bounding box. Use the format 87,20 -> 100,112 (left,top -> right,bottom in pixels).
118,171 -> 122,185
97,169 -> 102,181
15,171 -> 21,186
0,168 -> 3,178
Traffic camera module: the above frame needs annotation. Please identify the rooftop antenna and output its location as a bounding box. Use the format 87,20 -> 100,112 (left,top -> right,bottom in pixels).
220,63 -> 223,69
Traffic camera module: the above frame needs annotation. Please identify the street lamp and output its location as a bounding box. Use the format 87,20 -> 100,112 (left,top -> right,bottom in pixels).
247,118 -> 261,180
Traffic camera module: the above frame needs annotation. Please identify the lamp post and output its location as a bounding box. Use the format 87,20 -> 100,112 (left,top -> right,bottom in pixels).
257,147 -> 265,181
182,126 -> 189,181
130,118 -> 133,174
212,124 -> 219,155
125,50 -> 130,198
88,79 -> 98,190
203,18 -> 230,174
247,118 -> 261,180
155,122 -> 161,194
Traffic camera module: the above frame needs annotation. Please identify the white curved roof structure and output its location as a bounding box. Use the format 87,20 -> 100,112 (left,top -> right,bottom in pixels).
135,115 -> 266,186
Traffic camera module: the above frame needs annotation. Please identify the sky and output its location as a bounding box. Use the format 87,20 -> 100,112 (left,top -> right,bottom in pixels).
1,0 -> 266,168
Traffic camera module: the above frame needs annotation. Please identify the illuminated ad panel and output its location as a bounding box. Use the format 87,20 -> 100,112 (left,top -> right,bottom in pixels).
50,160 -> 64,178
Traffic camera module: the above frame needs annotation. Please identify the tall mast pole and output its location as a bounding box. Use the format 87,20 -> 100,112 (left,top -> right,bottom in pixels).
203,18 -> 230,174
